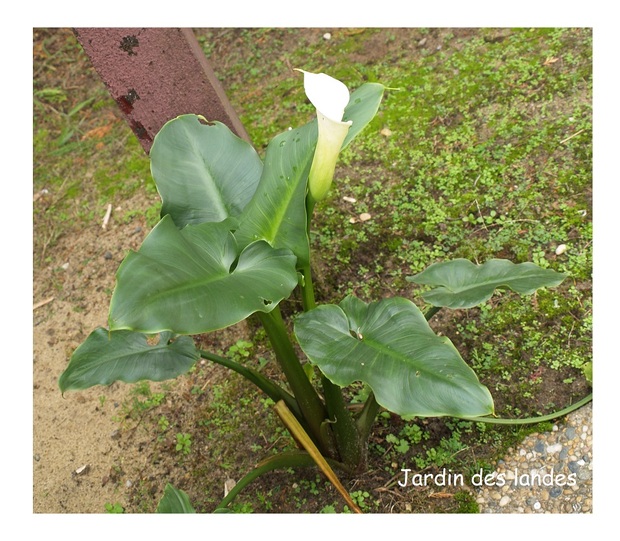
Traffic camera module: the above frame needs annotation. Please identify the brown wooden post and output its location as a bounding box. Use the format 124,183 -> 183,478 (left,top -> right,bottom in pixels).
73,28 -> 250,153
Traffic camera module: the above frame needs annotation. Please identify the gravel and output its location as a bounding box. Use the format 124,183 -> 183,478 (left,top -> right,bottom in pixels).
474,402 -> 592,513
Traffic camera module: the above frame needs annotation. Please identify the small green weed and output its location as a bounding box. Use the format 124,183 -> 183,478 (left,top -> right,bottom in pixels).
453,491 -> 479,513
348,490 -> 379,513
124,381 -> 166,418
230,501 -> 254,513
227,339 -> 254,361
175,432 -> 192,455
104,502 -> 124,513
158,415 -> 170,433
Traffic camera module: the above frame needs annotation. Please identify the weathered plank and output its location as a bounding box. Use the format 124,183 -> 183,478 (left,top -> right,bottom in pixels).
74,28 -> 250,153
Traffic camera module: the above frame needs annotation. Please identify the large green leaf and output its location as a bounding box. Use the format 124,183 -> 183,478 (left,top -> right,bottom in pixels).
407,258 -> 567,309
236,82 -> 385,266
150,115 -> 263,227
235,121 -> 316,266
157,484 -> 196,513
109,215 -> 298,334
58,328 -> 199,393
341,82 -> 385,149
294,296 -> 494,418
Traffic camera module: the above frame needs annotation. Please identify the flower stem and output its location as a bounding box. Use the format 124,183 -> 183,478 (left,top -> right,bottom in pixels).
257,307 -> 330,453
302,195 -> 366,468
198,349 -> 302,420
214,450 -> 348,512
214,451 -> 318,511
322,376 -> 363,469
301,195 -> 318,311
300,263 -> 317,313
458,393 -> 592,425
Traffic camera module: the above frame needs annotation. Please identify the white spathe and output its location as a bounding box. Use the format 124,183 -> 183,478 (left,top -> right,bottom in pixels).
296,69 -> 352,201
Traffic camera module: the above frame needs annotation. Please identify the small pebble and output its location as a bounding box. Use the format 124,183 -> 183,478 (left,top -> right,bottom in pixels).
578,469 -> 592,481
224,478 -> 236,497
74,464 -> 90,476
546,443 -> 562,454
549,486 -> 563,498
534,440 -> 545,453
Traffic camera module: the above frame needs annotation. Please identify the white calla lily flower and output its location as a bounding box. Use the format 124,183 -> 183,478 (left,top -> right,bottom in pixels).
296,69 -> 353,201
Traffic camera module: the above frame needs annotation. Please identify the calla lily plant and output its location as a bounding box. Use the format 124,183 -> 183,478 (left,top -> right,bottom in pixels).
59,69 -> 586,513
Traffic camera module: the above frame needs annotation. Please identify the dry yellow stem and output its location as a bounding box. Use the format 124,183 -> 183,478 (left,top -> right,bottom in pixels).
274,400 -> 362,514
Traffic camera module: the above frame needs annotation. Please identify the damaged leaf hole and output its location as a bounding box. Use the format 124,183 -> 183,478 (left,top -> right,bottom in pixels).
349,328 -> 364,340
146,333 -> 177,346
146,333 -> 161,346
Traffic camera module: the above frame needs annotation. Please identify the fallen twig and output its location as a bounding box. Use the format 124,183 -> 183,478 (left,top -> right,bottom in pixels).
33,297 -> 54,310
102,204 -> 112,229
560,129 -> 585,145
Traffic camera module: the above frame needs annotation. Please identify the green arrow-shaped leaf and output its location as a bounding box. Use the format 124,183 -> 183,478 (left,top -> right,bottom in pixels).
109,215 -> 298,334
58,328 -> 199,393
235,82 -> 385,266
341,82 -> 385,149
407,258 -> 567,309
294,296 -> 494,418
157,484 -> 196,513
235,121 -> 316,266
150,115 -> 263,227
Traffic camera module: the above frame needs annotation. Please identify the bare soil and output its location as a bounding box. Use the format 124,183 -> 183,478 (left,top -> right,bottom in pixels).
33,191 -> 154,512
